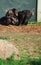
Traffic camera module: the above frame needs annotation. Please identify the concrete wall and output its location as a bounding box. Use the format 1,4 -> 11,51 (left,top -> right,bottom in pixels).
0,0 -> 36,21
37,0 -> 41,22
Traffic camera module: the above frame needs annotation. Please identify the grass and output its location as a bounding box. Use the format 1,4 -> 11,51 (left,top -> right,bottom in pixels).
0,24 -> 41,65
0,55 -> 41,65
28,21 -> 41,25
0,32 -> 41,59
0,37 -> 9,40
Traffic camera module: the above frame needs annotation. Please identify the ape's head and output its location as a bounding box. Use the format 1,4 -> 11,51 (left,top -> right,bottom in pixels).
6,8 -> 18,17
22,10 -> 34,19
26,10 -> 34,19
12,8 -> 18,16
6,9 -> 14,17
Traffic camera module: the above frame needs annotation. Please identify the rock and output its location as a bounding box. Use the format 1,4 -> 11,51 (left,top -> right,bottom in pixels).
0,39 -> 20,60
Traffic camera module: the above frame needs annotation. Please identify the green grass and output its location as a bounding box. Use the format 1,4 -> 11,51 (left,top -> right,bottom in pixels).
28,21 -> 41,25
0,37 -> 9,40
0,55 -> 41,65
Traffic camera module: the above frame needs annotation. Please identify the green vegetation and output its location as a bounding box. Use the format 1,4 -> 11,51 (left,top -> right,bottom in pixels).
0,37 -> 9,40
28,21 -> 41,24
0,55 -> 41,65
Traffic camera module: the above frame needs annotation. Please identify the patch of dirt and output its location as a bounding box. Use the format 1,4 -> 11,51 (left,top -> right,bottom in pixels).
0,25 -> 41,33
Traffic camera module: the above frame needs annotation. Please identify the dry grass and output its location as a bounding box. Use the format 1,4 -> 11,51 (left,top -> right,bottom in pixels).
0,25 -> 41,59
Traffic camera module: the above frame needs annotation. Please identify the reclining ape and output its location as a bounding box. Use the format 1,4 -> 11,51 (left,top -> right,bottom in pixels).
18,10 -> 34,25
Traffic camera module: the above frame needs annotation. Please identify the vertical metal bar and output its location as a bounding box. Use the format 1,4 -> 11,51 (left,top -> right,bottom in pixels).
36,0 -> 38,21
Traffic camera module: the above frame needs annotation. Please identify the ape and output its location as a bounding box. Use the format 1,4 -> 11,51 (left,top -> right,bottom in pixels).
0,9 -> 34,26
0,8 -> 19,26
5,8 -> 19,25
18,10 -> 34,25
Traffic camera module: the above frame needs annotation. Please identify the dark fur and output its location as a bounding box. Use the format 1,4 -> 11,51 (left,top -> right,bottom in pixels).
0,9 -> 33,26
0,16 -> 11,25
5,8 -> 19,25
18,10 -> 33,25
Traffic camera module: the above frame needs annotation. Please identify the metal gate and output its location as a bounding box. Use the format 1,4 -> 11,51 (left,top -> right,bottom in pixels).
0,0 -> 37,21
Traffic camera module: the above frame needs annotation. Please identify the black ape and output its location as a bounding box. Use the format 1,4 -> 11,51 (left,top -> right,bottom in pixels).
5,8 -> 19,25
18,10 -> 34,25
0,8 -> 19,26
0,9 -> 34,26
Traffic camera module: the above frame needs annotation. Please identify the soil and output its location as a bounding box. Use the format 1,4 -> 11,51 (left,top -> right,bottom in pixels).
0,24 -> 41,33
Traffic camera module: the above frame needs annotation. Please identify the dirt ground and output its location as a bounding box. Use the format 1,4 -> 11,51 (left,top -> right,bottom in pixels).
0,24 -> 41,33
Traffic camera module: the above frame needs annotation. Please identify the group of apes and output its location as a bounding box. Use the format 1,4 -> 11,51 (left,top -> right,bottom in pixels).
0,8 -> 34,26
